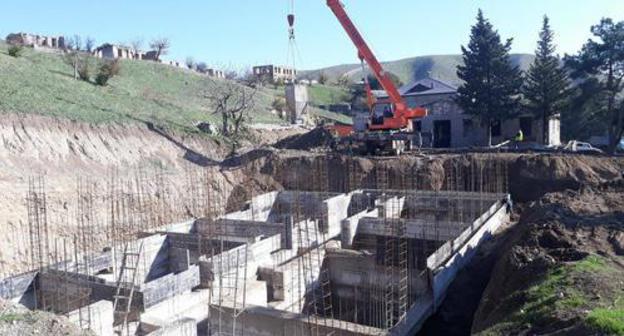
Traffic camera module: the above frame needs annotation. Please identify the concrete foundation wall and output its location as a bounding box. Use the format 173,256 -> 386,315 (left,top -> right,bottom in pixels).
142,265 -> 200,308
68,300 -> 114,336
0,272 -> 36,303
208,305 -> 385,336
146,318 -> 197,336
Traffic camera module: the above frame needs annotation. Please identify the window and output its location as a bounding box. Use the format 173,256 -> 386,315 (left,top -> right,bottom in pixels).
413,120 -> 422,132
491,120 -> 502,137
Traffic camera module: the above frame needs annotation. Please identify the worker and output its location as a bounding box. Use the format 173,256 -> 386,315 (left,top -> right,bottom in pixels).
514,129 -> 524,142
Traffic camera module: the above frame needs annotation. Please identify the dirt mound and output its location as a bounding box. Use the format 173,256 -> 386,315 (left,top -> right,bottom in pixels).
472,189 -> 624,335
274,127 -> 336,150
509,154 -> 624,202
0,299 -> 92,336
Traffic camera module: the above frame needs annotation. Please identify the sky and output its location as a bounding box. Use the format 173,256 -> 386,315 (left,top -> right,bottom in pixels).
1,1 -> 623,70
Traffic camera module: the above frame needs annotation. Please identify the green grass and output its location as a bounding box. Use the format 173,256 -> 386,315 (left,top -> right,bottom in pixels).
0,39 -> 285,133
0,312 -> 25,322
0,40 -> 352,132
479,254 -> 623,335
587,309 -> 624,335
308,84 -> 351,106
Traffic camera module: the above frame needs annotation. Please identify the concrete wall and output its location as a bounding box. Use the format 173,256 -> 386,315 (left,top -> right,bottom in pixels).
142,265 -> 200,308
146,318 -> 197,336
428,197 -> 510,308
208,305 -> 385,336
68,300 -> 114,336
0,272 -> 36,304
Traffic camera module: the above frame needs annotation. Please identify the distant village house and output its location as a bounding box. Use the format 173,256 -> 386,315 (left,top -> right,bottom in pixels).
253,65 -> 297,82
6,32 -> 65,49
92,43 -> 158,61
364,78 -> 561,148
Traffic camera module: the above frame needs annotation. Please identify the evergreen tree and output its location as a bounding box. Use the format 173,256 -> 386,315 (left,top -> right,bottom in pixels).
457,10 -> 523,146
565,18 -> 624,153
524,16 -> 570,144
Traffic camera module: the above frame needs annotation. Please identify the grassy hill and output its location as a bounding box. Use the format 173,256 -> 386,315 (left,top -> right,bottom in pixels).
301,54 -> 535,87
0,40 -> 348,133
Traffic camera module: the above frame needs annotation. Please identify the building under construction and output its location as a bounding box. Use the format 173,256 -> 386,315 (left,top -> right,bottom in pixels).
0,161 -> 511,336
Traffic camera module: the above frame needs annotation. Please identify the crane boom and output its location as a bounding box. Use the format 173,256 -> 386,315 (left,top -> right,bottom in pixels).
326,0 -> 427,131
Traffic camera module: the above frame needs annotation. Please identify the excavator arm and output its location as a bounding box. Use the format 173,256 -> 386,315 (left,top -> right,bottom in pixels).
326,0 -> 427,131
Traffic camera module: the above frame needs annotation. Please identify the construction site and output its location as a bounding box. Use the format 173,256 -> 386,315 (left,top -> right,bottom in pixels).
0,155 -> 519,336
1,0 -> 624,335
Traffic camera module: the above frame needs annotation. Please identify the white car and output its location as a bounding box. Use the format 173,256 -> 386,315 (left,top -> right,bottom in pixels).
564,141 -> 604,154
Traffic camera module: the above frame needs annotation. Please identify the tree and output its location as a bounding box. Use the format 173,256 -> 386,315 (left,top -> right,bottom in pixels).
565,18 -> 624,153
523,16 -> 571,144
130,38 -> 143,54
318,72 -> 328,85
457,10 -> 523,146
204,79 -> 257,141
68,35 -> 82,51
335,75 -> 352,88
95,59 -> 121,86
149,38 -> 170,61
8,45 -> 24,58
85,37 -> 95,53
366,72 -> 403,91
63,50 -> 84,80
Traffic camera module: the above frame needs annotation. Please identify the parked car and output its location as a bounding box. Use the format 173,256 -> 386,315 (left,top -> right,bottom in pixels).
564,141 -> 604,154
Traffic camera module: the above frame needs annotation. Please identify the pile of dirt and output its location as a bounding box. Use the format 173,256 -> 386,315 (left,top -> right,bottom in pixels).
472,189 -> 624,335
274,127 -> 336,150
0,299 -> 92,336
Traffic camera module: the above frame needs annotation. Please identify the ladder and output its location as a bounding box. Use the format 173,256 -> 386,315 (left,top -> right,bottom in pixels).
384,219 -> 397,330
113,242 -> 144,336
397,220 -> 409,324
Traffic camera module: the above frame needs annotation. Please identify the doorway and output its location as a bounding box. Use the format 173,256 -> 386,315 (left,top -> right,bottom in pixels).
434,120 -> 452,148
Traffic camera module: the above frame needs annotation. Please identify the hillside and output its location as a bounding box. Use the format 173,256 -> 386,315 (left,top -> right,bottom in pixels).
0,40 -> 347,133
301,54 -> 535,86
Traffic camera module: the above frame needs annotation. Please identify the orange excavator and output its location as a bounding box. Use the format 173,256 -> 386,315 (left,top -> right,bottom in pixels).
325,0 -> 428,154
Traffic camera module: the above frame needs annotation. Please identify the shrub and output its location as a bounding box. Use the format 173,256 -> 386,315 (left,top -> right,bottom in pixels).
78,58 -> 92,82
95,59 -> 121,86
8,45 -> 24,57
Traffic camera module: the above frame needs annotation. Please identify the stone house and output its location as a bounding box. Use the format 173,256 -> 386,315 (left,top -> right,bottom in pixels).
253,65 -> 296,83
367,78 -> 561,148
6,32 -> 65,49
93,43 -> 144,60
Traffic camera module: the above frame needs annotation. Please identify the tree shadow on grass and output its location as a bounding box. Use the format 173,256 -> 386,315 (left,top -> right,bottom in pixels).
127,115 -> 219,167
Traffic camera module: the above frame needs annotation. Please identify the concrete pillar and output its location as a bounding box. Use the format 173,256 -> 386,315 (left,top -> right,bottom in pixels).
285,84 -> 308,124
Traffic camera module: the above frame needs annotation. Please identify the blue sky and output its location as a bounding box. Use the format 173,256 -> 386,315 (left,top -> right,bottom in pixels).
1,1 -> 623,70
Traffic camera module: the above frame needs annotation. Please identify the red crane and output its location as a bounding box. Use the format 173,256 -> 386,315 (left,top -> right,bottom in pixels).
326,0 -> 427,132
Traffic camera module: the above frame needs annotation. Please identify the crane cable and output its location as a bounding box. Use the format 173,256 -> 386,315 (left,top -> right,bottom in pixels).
286,0 -> 303,82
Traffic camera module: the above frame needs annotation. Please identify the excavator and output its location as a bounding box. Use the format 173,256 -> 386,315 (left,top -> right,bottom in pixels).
322,0 -> 428,155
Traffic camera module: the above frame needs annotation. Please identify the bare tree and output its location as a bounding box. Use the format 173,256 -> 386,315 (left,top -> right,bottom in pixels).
130,38 -> 143,54
204,78 -> 257,139
85,37 -> 95,52
71,35 -> 83,51
149,38 -> 170,61
63,50 -> 85,80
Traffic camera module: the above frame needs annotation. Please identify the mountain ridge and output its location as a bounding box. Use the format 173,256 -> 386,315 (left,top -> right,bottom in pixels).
301,53 -> 535,86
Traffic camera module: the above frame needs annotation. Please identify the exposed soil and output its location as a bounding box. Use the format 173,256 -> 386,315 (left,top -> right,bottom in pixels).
2,114 -> 624,336
472,187 -> 624,335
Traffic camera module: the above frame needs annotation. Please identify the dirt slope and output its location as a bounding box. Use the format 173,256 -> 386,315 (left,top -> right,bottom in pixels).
473,188 -> 624,335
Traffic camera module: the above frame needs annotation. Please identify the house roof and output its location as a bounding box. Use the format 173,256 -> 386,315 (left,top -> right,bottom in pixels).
399,77 -> 458,96
373,77 -> 458,100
